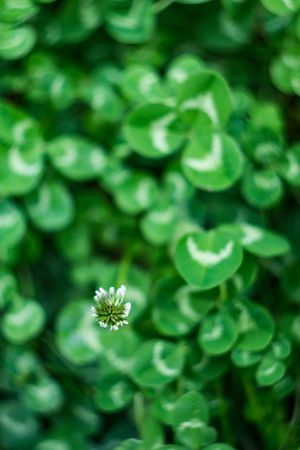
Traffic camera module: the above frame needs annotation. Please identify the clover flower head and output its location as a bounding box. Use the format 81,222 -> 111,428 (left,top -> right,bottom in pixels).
91,284 -> 131,331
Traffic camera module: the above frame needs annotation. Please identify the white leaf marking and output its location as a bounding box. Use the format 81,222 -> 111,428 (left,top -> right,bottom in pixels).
281,0 -> 296,10
135,180 -> 152,206
29,185 -> 50,215
153,342 -> 179,377
50,76 -> 65,97
139,73 -> 157,94
1,30 -> 26,51
179,419 -> 205,432
261,363 -> 277,377
80,0 -> 99,29
13,120 -> 32,144
241,224 -> 263,245
89,148 -> 105,170
286,153 -> 300,179
254,173 -> 280,190
110,382 -> 126,405
0,210 -> 18,229
202,323 -> 223,341
184,134 -> 222,172
106,349 -> 130,372
169,68 -> 187,83
9,147 -> 41,176
148,206 -> 175,224
54,140 -> 77,167
182,92 -> 218,123
150,113 -> 175,153
8,303 -> 35,326
187,236 -> 234,266
175,287 -> 199,321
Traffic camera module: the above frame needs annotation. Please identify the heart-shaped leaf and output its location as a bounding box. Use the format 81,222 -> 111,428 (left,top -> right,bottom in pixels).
256,354 -> 286,386
231,299 -> 274,352
198,310 -> 238,355
124,103 -> 185,158
47,135 -> 106,181
242,167 -> 283,208
94,374 -> 134,412
181,131 -> 243,191
55,300 -> 102,365
177,71 -> 232,126
1,298 -> 45,344
25,179 -> 74,231
219,223 -> 290,257
175,229 -> 243,289
0,200 -> 26,249
171,391 -> 215,449
129,340 -> 185,387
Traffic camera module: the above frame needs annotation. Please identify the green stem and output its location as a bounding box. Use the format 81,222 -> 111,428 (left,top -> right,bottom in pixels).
133,392 -> 145,436
116,244 -> 135,287
18,265 -> 35,298
219,282 -> 227,304
215,380 -> 235,445
242,374 -> 265,420
152,0 -> 176,13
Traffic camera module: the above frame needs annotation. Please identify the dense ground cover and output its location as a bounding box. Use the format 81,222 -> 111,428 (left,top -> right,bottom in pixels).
0,0 -> 300,449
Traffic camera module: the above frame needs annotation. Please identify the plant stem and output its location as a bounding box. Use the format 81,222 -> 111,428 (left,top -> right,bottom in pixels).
219,282 -> 227,303
116,244 -> 135,287
133,392 -> 145,436
18,265 -> 35,298
215,380 -> 235,445
242,374 -> 265,420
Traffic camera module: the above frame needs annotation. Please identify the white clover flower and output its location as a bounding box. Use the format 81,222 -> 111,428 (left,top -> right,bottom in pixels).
91,284 -> 131,331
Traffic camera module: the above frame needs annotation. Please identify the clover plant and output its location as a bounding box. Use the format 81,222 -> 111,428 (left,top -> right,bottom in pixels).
0,0 -> 300,449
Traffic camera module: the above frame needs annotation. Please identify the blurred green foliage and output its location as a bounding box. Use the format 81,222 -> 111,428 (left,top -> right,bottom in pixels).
1,0 -> 300,449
